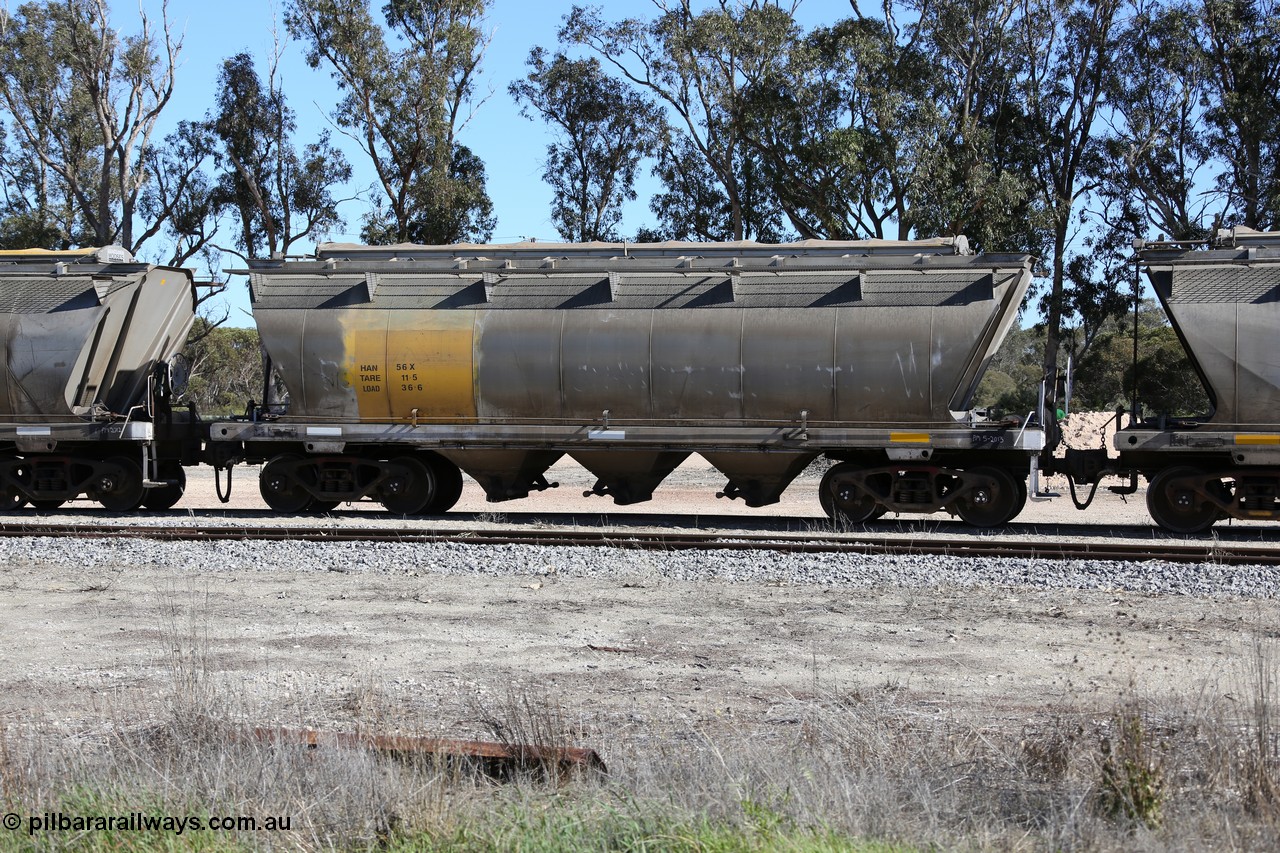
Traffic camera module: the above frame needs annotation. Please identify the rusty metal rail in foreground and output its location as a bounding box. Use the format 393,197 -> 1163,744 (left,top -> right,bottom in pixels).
2,520 -> 1279,565
250,727 -> 606,780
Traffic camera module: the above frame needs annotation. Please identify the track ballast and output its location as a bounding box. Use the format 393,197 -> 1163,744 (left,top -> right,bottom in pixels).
3,519 -> 1278,566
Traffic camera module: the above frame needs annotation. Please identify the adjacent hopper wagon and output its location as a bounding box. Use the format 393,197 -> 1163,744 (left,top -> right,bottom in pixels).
212,238 -> 1044,523
1114,228 -> 1280,532
0,247 -> 199,510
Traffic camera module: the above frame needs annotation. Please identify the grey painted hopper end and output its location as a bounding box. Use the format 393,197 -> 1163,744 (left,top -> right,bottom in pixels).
1140,231 -> 1280,427
0,250 -> 197,419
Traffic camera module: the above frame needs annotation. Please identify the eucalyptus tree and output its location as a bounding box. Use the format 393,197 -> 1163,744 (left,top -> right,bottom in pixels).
734,1 -> 1044,249
562,0 -> 800,241
906,0 -> 1046,253
1015,0 -> 1123,384
1096,0 -> 1280,236
645,132 -> 790,241
177,317 -> 268,417
1056,0 -> 1212,395
137,120 -> 221,268
1069,297 -> 1206,413
740,12 -> 929,240
511,48 -> 664,242
0,0 -> 182,252
1200,0 -> 1280,230
1095,0 -> 1212,242
210,52 -> 351,260
360,142 -> 494,245
0,122 -> 75,249
285,0 -> 495,244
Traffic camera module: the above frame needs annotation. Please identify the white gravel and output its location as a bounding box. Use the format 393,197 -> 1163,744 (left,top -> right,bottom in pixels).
1,536 -> 1276,598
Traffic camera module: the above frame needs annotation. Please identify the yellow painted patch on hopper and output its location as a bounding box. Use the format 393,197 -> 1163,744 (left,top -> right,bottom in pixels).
342,314 -> 392,419
386,311 -> 477,420
341,312 -> 478,421
890,432 -> 931,443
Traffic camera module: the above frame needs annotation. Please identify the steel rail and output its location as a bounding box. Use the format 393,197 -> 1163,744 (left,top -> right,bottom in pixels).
2,521 -> 1278,565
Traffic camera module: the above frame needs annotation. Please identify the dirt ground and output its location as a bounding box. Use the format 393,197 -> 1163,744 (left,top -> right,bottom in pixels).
2,429 -> 1278,744
1,557 -> 1272,733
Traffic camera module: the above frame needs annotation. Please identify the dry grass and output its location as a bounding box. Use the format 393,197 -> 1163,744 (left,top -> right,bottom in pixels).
2,589 -> 1280,851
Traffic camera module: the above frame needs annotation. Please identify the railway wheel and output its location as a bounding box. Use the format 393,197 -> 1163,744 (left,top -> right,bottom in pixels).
379,456 -> 435,515
142,464 -> 186,510
91,456 -> 145,511
424,456 -> 464,514
1147,466 -> 1219,534
819,462 -> 880,525
954,466 -> 1021,527
259,454 -> 314,513
2,486 -> 25,512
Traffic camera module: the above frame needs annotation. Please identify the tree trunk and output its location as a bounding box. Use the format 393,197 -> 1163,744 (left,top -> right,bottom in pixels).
1041,223 -> 1069,402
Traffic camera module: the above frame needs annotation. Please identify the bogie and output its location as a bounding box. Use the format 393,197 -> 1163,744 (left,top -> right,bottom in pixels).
819,461 -> 1028,528
2,485 -> 24,512
423,454 -> 464,514
819,462 -> 881,525
252,452 -> 460,515
259,454 -> 314,513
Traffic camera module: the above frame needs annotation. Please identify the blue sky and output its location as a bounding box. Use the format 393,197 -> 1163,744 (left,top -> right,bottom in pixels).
137,0 -> 598,244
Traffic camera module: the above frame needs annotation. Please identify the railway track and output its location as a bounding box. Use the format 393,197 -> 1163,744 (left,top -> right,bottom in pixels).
2,520 -> 1278,565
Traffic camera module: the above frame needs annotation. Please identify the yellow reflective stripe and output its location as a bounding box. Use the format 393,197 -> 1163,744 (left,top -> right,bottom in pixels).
890,432 -> 931,443
1235,434 -> 1280,445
